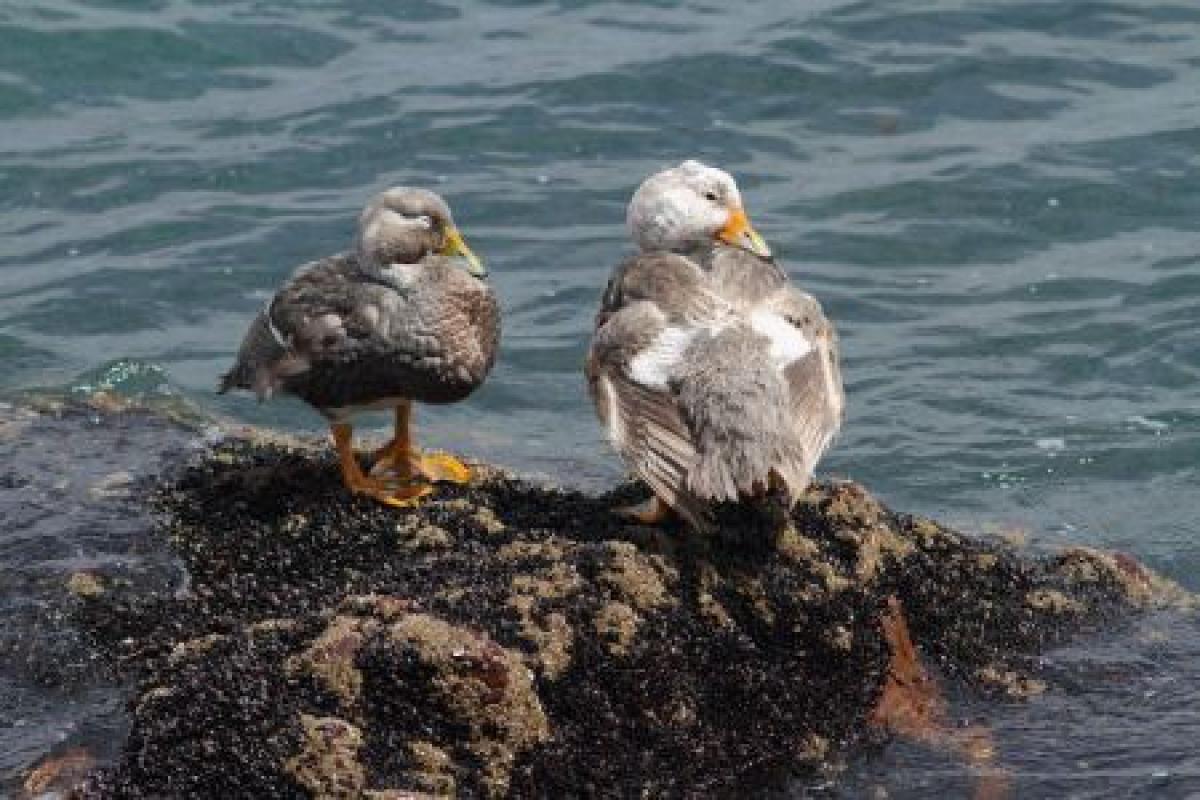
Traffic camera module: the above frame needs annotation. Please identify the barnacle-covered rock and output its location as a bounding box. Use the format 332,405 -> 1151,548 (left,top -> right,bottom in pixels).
57,420 -> 1190,799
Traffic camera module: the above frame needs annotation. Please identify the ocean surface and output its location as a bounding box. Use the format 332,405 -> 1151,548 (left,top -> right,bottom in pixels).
1,0 -> 1198,796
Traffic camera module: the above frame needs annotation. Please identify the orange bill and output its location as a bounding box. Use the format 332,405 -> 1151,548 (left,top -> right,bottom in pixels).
717,207 -> 772,258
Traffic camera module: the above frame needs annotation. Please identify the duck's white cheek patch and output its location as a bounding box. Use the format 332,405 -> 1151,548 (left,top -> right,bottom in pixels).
629,326 -> 695,389
749,310 -> 811,367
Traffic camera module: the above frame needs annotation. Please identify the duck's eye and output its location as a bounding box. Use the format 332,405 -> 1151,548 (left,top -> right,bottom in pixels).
414,214 -> 433,229
703,190 -> 719,202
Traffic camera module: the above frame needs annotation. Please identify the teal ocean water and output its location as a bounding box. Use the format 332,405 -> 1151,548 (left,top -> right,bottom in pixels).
2,1 -> 1199,795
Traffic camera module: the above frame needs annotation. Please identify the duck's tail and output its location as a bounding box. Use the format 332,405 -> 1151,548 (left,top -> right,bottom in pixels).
218,310 -> 299,400
675,327 -> 814,506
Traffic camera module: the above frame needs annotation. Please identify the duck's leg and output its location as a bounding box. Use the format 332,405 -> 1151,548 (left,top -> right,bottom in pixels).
333,422 -> 431,507
613,495 -> 675,525
370,402 -> 472,485
369,402 -> 418,480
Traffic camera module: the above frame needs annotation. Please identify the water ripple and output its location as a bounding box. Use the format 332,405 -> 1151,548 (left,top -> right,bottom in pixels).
1,4 -> 1199,786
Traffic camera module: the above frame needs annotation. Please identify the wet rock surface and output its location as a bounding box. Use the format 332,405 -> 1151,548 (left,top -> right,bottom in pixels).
10,402 -> 1187,798
0,398 -> 200,795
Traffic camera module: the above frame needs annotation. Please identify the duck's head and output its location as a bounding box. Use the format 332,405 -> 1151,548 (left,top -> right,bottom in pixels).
357,187 -> 485,277
626,160 -> 771,259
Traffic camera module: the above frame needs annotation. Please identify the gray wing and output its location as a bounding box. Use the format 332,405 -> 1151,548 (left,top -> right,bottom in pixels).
218,253 -> 379,400
701,245 -> 789,308
598,251 -> 729,327
761,287 -> 845,490
587,299 -> 713,530
589,251 -> 741,529
670,285 -> 842,506
219,253 -> 360,398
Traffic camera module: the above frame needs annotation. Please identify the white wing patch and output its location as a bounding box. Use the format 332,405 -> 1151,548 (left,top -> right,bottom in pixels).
749,310 -> 811,368
629,326 -> 697,389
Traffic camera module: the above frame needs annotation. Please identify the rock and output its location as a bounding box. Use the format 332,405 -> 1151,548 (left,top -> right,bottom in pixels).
361,611 -> 549,797
1054,547 -> 1195,610
286,715 -> 367,799
66,430 -> 1192,798
288,615 -> 369,706
66,571 -> 105,599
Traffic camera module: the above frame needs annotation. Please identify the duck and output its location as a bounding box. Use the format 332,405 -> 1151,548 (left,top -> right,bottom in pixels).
586,160 -> 843,530
219,187 -> 500,507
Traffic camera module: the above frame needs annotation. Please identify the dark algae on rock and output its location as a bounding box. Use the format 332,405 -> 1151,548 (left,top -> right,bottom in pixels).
59,408 -> 1190,799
